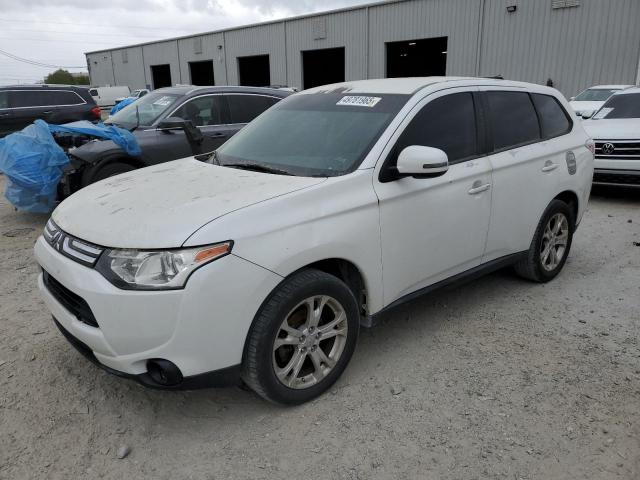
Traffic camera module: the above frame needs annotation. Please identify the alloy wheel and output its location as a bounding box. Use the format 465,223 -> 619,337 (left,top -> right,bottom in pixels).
272,295 -> 348,389
540,212 -> 569,271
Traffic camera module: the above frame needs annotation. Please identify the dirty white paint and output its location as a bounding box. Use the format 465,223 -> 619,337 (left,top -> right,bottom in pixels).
52,158 -> 324,249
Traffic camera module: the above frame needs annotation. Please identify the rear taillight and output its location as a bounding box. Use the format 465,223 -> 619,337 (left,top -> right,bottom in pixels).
586,139 -> 595,155
90,106 -> 102,120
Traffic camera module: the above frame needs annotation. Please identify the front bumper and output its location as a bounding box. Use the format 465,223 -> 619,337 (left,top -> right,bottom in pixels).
34,236 -> 282,387
593,168 -> 640,187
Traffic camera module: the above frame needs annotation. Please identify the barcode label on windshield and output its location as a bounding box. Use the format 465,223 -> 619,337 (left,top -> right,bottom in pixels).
337,96 -> 381,107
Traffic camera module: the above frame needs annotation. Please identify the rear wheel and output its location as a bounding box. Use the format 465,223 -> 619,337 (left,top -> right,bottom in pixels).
514,199 -> 574,282
242,269 -> 359,405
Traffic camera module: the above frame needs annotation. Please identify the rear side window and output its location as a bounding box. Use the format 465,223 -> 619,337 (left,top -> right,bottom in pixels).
393,92 -> 479,164
227,94 -> 278,124
531,94 -> 571,138
486,91 -> 540,151
0,91 -> 7,109
9,90 -> 84,108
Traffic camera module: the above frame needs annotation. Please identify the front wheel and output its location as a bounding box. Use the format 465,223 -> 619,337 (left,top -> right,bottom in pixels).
242,269 -> 359,405
83,161 -> 136,186
514,199 -> 575,282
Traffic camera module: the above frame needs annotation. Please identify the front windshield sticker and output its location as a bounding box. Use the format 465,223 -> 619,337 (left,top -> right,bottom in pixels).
152,96 -> 174,106
336,96 -> 381,108
593,107 -> 613,119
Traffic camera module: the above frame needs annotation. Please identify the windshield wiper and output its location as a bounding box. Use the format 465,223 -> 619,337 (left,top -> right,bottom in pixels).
221,162 -> 293,176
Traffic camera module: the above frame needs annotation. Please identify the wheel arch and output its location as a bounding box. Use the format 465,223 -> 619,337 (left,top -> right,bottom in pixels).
553,190 -> 579,225
82,154 -> 145,185
296,258 -> 368,318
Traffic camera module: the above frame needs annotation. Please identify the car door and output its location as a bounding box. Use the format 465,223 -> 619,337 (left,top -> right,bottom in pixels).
479,88 -> 570,261
168,94 -> 233,156
373,88 -> 493,306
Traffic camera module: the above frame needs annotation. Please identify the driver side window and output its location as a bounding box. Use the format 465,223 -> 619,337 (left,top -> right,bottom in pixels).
173,95 -> 224,127
392,92 -> 479,166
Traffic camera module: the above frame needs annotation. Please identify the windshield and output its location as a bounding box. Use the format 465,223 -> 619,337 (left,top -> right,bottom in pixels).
574,88 -> 619,102
107,92 -> 179,128
216,92 -> 409,176
592,93 -> 640,119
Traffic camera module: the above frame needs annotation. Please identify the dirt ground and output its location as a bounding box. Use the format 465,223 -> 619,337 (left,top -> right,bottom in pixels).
0,174 -> 638,480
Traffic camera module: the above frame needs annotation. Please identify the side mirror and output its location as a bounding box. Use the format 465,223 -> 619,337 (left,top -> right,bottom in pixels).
580,110 -> 594,119
157,117 -> 204,150
396,145 -> 449,178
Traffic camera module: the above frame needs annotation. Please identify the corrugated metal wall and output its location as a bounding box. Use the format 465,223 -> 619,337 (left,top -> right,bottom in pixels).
224,22 -> 287,85
177,33 -> 227,85
368,0 -> 482,78
86,52 -> 115,87
142,40 -> 180,89
86,0 -> 640,96
479,0 -> 640,95
111,47 -> 146,89
285,8 -> 368,87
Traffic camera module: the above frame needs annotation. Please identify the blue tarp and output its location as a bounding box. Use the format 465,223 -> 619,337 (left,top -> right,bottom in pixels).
48,121 -> 141,157
110,97 -> 136,115
0,119 -> 141,213
0,120 -> 69,213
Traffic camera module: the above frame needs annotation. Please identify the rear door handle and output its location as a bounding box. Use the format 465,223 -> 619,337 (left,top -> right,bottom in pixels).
209,133 -> 227,138
42,110 -> 54,114
541,162 -> 559,172
468,182 -> 491,195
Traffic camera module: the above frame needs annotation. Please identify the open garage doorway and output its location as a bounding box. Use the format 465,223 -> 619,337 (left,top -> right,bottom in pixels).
302,47 -> 345,89
238,55 -> 270,87
189,60 -> 215,86
151,64 -> 172,89
386,37 -> 448,78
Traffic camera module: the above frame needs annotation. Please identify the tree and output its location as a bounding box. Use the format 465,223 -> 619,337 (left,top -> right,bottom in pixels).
44,69 -> 75,85
73,74 -> 90,86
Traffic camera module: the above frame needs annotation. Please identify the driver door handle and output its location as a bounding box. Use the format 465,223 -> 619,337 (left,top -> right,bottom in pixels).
541,161 -> 559,172
209,133 -> 227,138
468,182 -> 491,195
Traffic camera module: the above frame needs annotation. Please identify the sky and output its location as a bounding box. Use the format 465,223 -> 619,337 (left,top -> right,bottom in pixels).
0,0 -> 372,85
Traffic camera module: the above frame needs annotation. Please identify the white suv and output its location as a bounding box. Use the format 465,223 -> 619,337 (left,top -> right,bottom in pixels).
35,77 -> 594,404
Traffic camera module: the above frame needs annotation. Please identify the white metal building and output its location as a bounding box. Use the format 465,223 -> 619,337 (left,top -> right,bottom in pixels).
85,0 -> 640,97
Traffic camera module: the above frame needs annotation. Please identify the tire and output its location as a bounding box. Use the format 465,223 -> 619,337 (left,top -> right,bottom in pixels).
84,161 -> 136,186
242,269 -> 360,405
514,199 -> 575,282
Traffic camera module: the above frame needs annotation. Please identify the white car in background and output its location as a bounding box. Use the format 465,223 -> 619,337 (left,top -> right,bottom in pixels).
35,77 -> 593,404
114,88 -> 150,105
583,87 -> 640,187
569,84 -> 632,118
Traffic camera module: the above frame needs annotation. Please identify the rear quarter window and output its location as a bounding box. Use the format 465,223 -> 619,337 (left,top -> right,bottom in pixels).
227,94 -> 279,124
486,91 -> 541,151
531,94 -> 572,139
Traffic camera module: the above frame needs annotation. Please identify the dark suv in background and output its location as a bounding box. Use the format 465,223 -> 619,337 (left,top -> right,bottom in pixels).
0,85 -> 101,137
60,85 -> 291,195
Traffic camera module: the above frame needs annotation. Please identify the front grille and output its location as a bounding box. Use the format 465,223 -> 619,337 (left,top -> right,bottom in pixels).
43,219 -> 104,268
43,270 -> 99,328
595,140 -> 640,160
593,171 -> 640,186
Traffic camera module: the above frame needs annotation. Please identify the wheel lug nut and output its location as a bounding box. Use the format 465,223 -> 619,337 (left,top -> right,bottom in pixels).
299,335 -> 306,342
301,346 -> 307,352
309,326 -> 315,332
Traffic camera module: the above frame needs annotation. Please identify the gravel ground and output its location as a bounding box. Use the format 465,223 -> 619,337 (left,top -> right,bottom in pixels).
0,175 -> 638,480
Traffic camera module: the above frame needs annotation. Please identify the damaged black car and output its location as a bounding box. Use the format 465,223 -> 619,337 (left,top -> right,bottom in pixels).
55,85 -> 291,198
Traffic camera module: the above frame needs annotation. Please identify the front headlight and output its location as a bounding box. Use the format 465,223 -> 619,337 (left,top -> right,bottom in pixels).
95,241 -> 232,290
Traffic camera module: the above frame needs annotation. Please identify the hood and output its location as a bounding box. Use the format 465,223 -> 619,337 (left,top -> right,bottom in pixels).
569,101 -> 604,113
52,158 -> 325,248
582,118 -> 640,140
